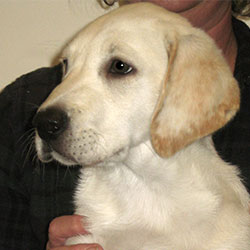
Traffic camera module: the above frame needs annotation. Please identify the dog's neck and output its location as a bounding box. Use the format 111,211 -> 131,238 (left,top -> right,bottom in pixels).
121,136 -> 216,185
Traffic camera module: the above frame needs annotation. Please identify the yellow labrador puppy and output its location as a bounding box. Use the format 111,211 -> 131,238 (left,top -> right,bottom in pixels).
33,3 -> 250,250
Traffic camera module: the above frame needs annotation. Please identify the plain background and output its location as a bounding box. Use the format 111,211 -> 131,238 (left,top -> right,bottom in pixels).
0,0 -> 249,89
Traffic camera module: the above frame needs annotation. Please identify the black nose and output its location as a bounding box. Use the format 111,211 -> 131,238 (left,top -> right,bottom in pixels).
33,107 -> 69,141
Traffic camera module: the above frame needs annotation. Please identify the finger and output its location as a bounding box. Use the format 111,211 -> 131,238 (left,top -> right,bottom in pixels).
48,215 -> 89,247
50,244 -> 103,250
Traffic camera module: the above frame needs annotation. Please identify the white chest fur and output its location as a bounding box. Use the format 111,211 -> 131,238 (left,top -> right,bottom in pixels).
67,138 -> 250,250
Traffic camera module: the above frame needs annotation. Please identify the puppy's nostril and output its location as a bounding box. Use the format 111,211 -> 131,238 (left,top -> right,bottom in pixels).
33,107 -> 69,141
46,119 -> 61,135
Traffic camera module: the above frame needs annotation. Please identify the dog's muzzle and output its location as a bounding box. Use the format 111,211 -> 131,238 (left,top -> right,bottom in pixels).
32,107 -> 104,166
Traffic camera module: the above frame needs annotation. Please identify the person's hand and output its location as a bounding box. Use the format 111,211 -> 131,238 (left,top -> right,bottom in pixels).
46,214 -> 103,250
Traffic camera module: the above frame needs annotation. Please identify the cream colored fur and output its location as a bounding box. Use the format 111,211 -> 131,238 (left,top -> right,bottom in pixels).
35,3 -> 250,249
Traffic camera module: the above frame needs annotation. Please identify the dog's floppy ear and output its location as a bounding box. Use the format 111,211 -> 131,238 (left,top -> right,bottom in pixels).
151,29 -> 240,158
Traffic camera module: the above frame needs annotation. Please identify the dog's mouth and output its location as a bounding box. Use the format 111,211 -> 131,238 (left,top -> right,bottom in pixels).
38,142 -> 53,162
36,135 -> 129,167
37,138 -> 79,166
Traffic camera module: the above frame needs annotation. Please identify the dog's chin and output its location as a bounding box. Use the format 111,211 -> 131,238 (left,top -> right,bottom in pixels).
37,142 -> 129,167
36,139 -> 78,166
51,151 -> 79,166
38,148 -> 78,166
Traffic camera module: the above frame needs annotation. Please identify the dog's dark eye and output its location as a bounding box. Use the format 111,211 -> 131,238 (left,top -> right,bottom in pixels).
109,60 -> 133,75
62,58 -> 68,75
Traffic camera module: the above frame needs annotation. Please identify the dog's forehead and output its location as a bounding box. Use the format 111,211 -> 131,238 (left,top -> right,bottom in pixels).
63,3 -> 187,57
68,6 -> 157,45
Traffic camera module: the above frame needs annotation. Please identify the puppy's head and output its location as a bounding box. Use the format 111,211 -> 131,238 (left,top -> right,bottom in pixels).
33,3 -> 239,166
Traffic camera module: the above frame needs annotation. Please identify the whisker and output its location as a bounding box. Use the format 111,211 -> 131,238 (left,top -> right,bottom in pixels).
33,156 -> 47,181
22,140 -> 36,169
17,128 -> 36,147
22,101 -> 40,109
17,129 -> 37,169
95,131 -> 109,156
63,165 -> 73,180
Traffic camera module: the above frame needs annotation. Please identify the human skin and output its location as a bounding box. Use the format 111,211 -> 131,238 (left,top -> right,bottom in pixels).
47,1 -> 238,249
46,215 -> 103,250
